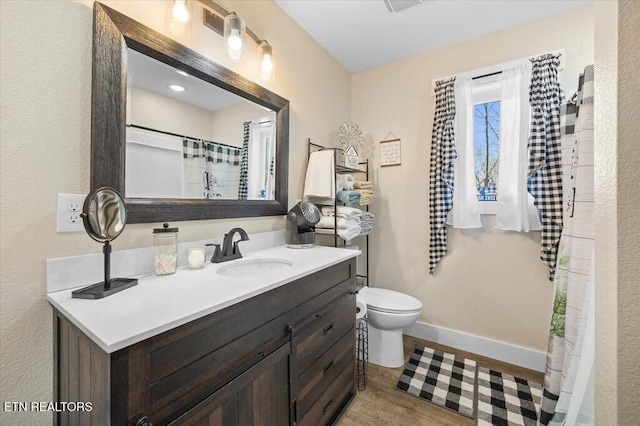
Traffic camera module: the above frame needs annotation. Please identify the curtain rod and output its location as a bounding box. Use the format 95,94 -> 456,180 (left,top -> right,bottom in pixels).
126,124 -> 241,151
472,70 -> 502,80
243,119 -> 276,125
430,48 -> 565,95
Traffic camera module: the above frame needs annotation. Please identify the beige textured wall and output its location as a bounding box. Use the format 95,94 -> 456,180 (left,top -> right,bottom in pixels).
615,1 -> 640,421
129,86 -> 217,140
351,5 -> 594,351
211,102 -> 273,148
593,1 -> 618,423
0,0 -> 350,423
594,0 -> 640,423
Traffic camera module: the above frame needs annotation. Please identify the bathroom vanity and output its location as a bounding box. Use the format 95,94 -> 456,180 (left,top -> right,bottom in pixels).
48,246 -> 358,425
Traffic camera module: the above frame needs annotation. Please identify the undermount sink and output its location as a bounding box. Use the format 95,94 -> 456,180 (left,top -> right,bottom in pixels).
216,258 -> 294,278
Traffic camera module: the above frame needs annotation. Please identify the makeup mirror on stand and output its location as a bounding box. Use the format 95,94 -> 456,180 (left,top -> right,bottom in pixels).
72,187 -> 138,299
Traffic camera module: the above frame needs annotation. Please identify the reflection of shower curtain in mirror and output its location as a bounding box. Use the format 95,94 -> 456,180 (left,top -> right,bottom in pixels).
183,140 -> 241,199
239,119 -> 276,200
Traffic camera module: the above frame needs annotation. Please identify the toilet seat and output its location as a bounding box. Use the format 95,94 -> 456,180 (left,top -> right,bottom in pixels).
359,287 -> 422,315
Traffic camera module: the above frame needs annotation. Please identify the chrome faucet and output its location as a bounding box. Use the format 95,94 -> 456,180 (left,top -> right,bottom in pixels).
209,228 -> 250,263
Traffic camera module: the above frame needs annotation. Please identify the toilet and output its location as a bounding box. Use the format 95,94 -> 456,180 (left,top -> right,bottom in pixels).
359,287 -> 422,368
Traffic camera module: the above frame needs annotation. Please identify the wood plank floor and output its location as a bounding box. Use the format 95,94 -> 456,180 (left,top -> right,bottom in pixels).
337,335 -> 544,426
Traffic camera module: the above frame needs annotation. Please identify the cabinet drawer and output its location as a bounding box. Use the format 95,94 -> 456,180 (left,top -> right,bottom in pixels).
298,362 -> 354,426
168,343 -> 290,426
297,329 -> 354,418
295,294 -> 355,376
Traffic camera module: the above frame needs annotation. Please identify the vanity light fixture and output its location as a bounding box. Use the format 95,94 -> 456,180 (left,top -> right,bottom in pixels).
223,13 -> 245,62
198,0 -> 276,81
172,0 -> 190,24
259,40 -> 275,82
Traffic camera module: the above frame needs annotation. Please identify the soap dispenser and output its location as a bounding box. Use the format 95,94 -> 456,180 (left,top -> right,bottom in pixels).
153,223 -> 179,275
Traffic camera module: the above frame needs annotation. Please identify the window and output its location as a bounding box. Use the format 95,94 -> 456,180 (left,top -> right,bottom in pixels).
474,101 -> 500,202
446,61 -> 539,229
471,79 -> 501,213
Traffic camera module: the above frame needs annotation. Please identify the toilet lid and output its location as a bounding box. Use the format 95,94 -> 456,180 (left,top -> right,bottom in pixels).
359,287 -> 422,314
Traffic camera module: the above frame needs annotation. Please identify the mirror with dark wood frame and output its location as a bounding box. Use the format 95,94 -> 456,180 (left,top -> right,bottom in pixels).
91,2 -> 289,223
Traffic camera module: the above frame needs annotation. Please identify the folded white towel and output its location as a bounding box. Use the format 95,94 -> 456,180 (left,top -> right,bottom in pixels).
338,225 -> 361,242
344,174 -> 355,186
316,225 -> 362,242
321,205 -> 363,218
316,216 -> 361,229
303,150 -> 335,204
336,174 -> 354,191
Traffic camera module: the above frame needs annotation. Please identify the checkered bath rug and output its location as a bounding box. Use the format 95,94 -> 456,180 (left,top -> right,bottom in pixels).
396,345 -> 476,418
476,367 -> 543,426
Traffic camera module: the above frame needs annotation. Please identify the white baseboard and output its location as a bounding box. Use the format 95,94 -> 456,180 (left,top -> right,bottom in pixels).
404,321 -> 546,372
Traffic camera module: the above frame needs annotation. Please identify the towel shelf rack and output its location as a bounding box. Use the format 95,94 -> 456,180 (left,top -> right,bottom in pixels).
306,139 -> 370,289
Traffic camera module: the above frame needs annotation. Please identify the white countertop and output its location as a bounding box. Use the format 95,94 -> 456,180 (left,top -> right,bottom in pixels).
46,245 -> 360,353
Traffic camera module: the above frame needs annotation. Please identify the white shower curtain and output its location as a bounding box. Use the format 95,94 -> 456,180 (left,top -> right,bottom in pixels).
495,63 -> 541,231
539,65 -> 594,425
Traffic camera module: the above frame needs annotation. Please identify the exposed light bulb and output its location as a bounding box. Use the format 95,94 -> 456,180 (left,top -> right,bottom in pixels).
227,30 -> 243,60
172,0 -> 190,24
262,54 -> 273,73
259,41 -> 275,82
224,14 -> 245,62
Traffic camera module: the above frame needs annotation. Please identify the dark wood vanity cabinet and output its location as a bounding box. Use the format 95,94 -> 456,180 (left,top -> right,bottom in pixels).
53,259 -> 356,426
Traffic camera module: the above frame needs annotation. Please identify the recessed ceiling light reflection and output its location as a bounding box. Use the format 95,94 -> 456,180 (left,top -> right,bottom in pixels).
176,70 -> 189,77
169,84 -> 186,92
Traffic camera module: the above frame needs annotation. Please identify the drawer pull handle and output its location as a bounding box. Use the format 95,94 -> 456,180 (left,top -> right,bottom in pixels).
322,398 -> 334,415
323,360 -> 334,374
136,416 -> 152,426
323,323 -> 334,335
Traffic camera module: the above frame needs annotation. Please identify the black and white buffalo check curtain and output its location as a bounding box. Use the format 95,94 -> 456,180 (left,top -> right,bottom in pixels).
429,78 -> 456,274
527,54 -> 564,280
182,139 -> 241,165
237,121 -> 250,200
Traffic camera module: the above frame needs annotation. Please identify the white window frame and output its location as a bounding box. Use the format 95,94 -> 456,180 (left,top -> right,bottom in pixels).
471,77 -> 501,215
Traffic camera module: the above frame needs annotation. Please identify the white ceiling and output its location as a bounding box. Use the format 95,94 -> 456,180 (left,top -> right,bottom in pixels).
128,48 -> 246,111
274,0 -> 591,73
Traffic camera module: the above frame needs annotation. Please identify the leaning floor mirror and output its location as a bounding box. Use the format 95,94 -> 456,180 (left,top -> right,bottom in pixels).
91,2 -> 289,223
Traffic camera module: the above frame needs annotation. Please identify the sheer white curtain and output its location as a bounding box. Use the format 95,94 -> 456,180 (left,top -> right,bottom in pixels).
448,62 -> 541,231
247,119 -> 276,199
447,77 -> 482,228
496,63 -> 541,231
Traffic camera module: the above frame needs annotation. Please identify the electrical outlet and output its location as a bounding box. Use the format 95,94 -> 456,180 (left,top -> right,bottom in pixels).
67,200 -> 82,212
57,194 -> 86,233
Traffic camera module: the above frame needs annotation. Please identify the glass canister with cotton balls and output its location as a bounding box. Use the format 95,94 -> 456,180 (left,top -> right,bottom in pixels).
153,223 -> 179,275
